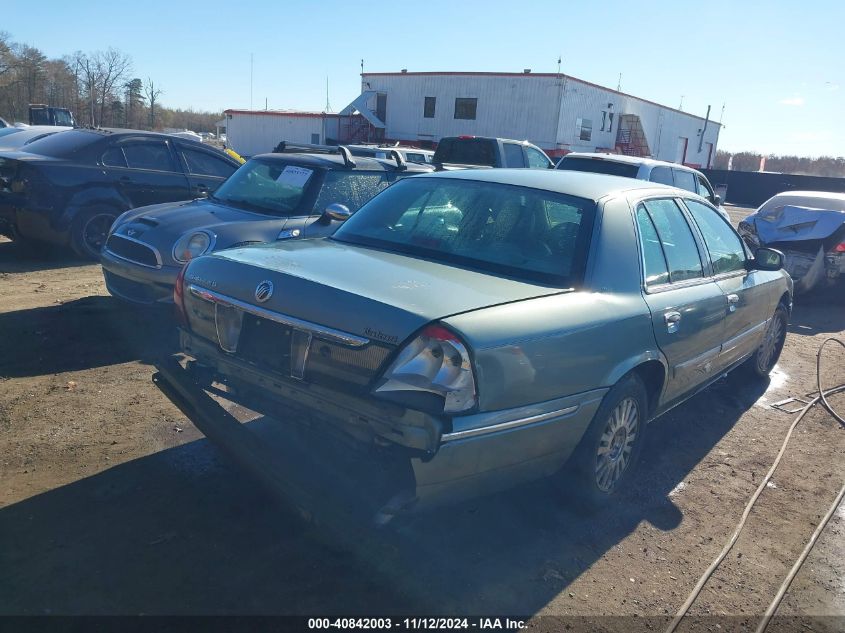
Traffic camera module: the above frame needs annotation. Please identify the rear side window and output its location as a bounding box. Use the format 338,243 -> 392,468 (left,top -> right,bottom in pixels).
649,166 -> 674,186
673,169 -> 697,193
182,147 -> 236,178
525,146 -> 551,169
557,157 -> 639,178
635,205 -> 670,286
122,142 -> 178,172
503,143 -> 526,167
684,199 -> 746,275
642,198 -> 703,282
312,171 -> 390,214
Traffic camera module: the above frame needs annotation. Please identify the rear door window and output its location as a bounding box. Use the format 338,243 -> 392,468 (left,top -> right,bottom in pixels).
684,199 -> 746,275
122,141 -> 178,172
635,205 -> 670,286
673,168 -> 698,193
181,147 -> 236,178
503,143 -> 526,167
642,198 -> 703,282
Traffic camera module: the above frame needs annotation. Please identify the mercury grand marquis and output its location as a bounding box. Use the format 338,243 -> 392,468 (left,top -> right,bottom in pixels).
154,169 -> 792,522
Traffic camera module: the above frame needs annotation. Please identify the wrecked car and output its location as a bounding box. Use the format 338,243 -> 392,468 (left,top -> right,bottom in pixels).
101,146 -> 431,304
738,191 -> 845,293
154,170 -> 792,524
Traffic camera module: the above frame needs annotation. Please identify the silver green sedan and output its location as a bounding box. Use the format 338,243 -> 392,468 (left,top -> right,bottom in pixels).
157,169 -> 791,519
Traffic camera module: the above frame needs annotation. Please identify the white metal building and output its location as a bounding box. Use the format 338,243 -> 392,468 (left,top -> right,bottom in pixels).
349,71 -> 721,167
223,109 -> 340,156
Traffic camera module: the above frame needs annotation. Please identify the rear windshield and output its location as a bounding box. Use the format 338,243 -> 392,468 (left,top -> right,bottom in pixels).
433,138 -> 496,166
333,177 -> 596,286
22,130 -> 102,157
557,156 -> 639,178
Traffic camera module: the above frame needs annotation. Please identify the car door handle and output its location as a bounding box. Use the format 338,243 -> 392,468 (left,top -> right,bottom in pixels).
727,294 -> 739,313
664,311 -> 682,333
196,184 -> 210,197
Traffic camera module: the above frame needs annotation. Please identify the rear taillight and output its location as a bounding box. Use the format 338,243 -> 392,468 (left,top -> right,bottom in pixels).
834,242 -> 845,253
373,323 -> 476,415
174,263 -> 189,326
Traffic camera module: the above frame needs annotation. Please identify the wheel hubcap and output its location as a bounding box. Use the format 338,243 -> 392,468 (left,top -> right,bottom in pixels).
595,397 -> 639,492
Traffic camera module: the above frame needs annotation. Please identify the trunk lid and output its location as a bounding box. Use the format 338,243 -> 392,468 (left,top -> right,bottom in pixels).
184,237 -> 565,346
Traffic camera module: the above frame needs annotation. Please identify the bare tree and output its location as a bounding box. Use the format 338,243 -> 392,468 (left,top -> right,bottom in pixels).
143,77 -> 162,129
94,48 -> 131,126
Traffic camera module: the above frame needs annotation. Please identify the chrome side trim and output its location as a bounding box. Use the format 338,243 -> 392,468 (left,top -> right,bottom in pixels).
441,405 -> 580,443
104,234 -> 163,269
188,284 -> 369,348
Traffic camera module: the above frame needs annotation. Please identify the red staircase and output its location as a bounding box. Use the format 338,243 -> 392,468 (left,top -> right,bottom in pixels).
615,114 -> 651,157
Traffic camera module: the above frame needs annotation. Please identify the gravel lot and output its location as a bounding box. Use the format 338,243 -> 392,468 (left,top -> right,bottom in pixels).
0,206 -> 843,628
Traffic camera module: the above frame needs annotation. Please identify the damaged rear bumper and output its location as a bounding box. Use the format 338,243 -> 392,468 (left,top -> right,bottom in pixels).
153,334 -> 604,523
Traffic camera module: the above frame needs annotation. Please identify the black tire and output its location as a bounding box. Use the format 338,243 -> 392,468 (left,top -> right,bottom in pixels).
566,373 -> 648,507
70,207 -> 119,260
744,304 -> 788,379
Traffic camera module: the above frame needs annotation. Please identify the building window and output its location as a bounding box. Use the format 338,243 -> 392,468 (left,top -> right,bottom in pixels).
424,96 -> 436,118
607,113 -> 614,133
454,98 -> 477,120
577,118 -> 592,142
311,133 -> 320,144
601,111 -> 607,132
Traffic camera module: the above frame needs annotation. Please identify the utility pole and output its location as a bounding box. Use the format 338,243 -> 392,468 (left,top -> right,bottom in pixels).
616,73 -> 622,92
679,95 -> 684,111
326,76 -> 332,112
719,102 -> 726,124
557,55 -> 561,75
250,53 -> 254,110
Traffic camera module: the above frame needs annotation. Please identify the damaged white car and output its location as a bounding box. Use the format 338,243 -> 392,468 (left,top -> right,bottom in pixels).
738,191 -> 845,293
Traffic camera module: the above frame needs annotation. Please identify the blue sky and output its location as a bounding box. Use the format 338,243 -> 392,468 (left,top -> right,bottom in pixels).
4,0 -> 843,156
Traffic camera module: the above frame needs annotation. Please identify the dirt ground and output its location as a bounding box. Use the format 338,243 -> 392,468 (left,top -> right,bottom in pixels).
1,205 -> 844,629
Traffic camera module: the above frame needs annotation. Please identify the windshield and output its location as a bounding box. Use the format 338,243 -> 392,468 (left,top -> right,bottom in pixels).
557,156 -> 639,178
22,129 -> 102,157
333,177 -> 596,286
212,159 -> 315,216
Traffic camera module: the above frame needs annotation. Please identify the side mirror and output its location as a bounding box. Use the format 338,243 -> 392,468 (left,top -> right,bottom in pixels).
323,202 -> 352,222
751,247 -> 784,271
713,194 -> 722,206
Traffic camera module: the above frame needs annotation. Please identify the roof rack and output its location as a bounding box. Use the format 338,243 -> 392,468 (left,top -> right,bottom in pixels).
272,141 -> 356,168
389,149 -> 407,171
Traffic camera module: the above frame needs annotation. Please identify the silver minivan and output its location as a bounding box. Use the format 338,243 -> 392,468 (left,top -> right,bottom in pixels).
556,153 -> 729,220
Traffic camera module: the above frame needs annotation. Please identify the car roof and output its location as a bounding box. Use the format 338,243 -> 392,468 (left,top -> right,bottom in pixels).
413,168 -> 676,201
251,152 -> 432,172
769,190 -> 845,202
562,152 -> 701,172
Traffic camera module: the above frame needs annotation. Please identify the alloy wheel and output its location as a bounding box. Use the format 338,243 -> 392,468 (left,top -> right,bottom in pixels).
595,396 -> 640,492
82,213 -> 115,257
757,311 -> 786,374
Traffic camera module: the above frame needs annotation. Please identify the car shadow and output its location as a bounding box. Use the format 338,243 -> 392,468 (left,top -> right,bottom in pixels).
0,296 -> 177,379
788,289 -> 845,336
0,374 -> 769,616
0,237 -> 91,274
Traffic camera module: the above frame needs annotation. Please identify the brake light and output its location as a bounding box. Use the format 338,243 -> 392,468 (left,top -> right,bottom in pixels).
174,263 -> 189,326
834,242 -> 845,253
458,135 -> 476,139
373,323 -> 476,415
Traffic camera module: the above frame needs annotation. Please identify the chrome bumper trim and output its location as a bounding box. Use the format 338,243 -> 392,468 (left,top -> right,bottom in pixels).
188,284 -> 370,348
441,404 -> 580,443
